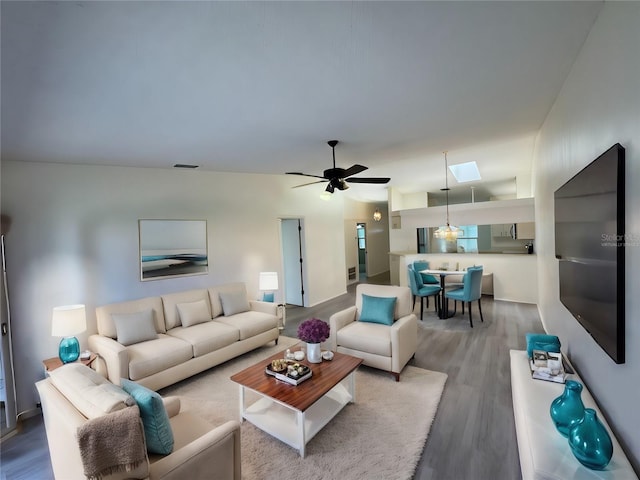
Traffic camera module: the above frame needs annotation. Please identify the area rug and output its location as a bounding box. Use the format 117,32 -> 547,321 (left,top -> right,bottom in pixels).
160,337 -> 447,480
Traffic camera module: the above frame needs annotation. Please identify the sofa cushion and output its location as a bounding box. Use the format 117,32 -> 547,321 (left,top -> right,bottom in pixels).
126,335 -> 194,381
214,311 -> 278,340
161,289 -> 210,330
336,321 -> 392,357
96,296 -> 166,339
176,299 -> 211,327
208,283 -> 248,318
112,309 -> 158,346
121,379 -> 174,455
49,363 -> 135,419
359,294 -> 396,326
167,322 -> 240,357
219,290 -> 250,316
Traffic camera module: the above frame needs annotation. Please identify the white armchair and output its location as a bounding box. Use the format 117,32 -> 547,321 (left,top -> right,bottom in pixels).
329,284 -> 417,381
36,364 -> 241,480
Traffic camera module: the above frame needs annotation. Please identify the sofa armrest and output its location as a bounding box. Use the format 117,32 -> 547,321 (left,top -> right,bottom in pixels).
390,314 -> 418,374
249,300 -> 278,316
329,305 -> 357,351
162,396 -> 181,418
88,334 -> 129,385
149,420 -> 241,480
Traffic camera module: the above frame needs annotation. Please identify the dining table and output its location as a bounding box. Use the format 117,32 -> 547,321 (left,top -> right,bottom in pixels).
421,269 -> 467,319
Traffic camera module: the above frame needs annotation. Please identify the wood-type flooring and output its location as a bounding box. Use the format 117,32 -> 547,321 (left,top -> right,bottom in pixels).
1,272 -> 542,479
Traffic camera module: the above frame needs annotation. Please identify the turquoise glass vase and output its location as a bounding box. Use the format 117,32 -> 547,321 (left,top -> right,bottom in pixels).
568,408 -> 613,470
549,380 -> 585,437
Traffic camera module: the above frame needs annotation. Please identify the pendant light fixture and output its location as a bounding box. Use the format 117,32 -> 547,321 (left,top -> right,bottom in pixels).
373,208 -> 382,222
433,151 -> 461,241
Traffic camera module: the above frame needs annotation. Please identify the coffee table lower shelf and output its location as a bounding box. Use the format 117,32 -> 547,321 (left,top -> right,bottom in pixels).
239,378 -> 354,457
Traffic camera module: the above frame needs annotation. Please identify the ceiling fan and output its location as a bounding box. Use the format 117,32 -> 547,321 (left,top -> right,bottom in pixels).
286,140 -> 390,193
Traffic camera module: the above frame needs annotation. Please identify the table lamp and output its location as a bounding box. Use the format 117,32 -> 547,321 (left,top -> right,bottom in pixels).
51,304 -> 86,363
258,272 -> 278,302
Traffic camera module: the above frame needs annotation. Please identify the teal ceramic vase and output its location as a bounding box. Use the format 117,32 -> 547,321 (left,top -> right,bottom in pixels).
568,408 -> 613,470
549,380 -> 585,437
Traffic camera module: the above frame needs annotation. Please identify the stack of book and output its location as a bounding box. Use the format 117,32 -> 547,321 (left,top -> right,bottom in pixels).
529,349 -> 567,383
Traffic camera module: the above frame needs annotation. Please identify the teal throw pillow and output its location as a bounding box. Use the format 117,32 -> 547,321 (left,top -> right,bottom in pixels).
121,379 -> 174,455
359,294 -> 396,326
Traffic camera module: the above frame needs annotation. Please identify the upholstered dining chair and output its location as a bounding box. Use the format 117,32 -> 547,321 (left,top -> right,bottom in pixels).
444,266 -> 484,327
407,265 -> 441,320
412,260 -> 439,285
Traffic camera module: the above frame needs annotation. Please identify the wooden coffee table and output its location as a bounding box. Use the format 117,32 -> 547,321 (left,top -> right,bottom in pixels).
230,347 -> 363,457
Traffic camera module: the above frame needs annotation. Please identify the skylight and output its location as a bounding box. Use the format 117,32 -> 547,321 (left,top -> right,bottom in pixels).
449,161 -> 481,183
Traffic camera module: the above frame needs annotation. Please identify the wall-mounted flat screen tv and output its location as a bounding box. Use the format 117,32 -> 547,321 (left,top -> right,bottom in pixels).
554,143 -> 625,364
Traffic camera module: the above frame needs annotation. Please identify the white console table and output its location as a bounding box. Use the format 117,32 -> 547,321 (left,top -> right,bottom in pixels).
510,350 -> 638,480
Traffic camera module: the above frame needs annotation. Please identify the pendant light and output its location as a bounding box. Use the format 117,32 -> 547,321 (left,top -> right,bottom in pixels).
373,208 -> 382,222
433,151 -> 461,241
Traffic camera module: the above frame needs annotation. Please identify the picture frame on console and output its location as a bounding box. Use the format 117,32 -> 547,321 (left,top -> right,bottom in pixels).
138,219 -> 208,281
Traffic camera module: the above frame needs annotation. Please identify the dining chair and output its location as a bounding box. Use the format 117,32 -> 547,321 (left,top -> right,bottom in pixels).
412,260 -> 439,285
444,266 -> 484,327
407,265 -> 441,320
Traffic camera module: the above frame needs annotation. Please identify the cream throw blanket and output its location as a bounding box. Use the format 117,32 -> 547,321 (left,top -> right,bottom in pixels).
77,405 -> 147,480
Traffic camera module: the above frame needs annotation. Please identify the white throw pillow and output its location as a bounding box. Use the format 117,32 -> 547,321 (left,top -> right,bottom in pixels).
49,363 -> 134,419
112,309 -> 157,346
219,290 -> 250,316
176,299 -> 211,327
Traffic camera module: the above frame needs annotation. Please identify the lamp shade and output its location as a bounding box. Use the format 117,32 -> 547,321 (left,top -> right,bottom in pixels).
51,304 -> 86,337
52,304 -> 86,364
259,272 -> 279,291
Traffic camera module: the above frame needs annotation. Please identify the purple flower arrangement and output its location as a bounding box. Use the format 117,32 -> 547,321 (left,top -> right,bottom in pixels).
297,318 -> 330,344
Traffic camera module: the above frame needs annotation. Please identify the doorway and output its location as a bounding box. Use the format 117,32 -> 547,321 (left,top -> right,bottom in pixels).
280,218 -> 307,307
357,223 -> 367,281
1,233 -> 17,438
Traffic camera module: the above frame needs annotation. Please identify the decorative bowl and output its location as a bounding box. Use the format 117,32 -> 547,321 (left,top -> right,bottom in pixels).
322,351 -> 334,361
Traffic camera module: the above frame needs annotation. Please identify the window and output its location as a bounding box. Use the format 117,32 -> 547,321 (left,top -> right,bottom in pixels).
456,225 -> 478,253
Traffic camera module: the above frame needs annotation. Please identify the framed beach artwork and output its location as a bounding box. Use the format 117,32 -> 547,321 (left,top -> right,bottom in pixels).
139,219 -> 208,281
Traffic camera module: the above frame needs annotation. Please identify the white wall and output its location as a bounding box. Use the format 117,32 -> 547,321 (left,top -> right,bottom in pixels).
534,3 -> 640,471
1,161 -> 347,414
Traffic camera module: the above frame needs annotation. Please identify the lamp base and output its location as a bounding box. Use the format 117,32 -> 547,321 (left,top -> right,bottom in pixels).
262,291 -> 275,302
59,336 -> 80,363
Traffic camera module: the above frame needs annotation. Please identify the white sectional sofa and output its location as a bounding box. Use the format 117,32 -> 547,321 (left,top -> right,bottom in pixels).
89,282 -> 279,390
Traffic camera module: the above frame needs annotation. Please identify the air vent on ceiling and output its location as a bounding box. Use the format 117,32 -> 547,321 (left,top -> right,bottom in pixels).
173,164 -> 199,169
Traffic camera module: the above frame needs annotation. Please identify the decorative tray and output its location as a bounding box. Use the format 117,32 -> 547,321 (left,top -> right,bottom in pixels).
266,361 -> 312,386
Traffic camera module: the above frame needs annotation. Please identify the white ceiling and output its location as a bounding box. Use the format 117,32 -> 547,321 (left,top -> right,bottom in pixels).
1,1 -> 603,202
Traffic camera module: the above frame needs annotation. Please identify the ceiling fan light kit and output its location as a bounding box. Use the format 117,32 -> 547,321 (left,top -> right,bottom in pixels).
286,140 -> 390,195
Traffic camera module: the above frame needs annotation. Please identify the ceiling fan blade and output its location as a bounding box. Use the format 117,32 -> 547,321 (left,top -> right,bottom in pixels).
345,177 -> 391,184
342,164 -> 368,178
292,180 -> 328,188
286,172 -> 327,180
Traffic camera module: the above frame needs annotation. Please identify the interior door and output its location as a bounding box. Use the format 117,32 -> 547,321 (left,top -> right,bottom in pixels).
357,223 -> 367,280
281,219 -> 306,306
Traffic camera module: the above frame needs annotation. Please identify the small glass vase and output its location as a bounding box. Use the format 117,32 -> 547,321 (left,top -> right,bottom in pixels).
568,408 -> 613,470
550,380 -> 585,437
306,343 -> 322,363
